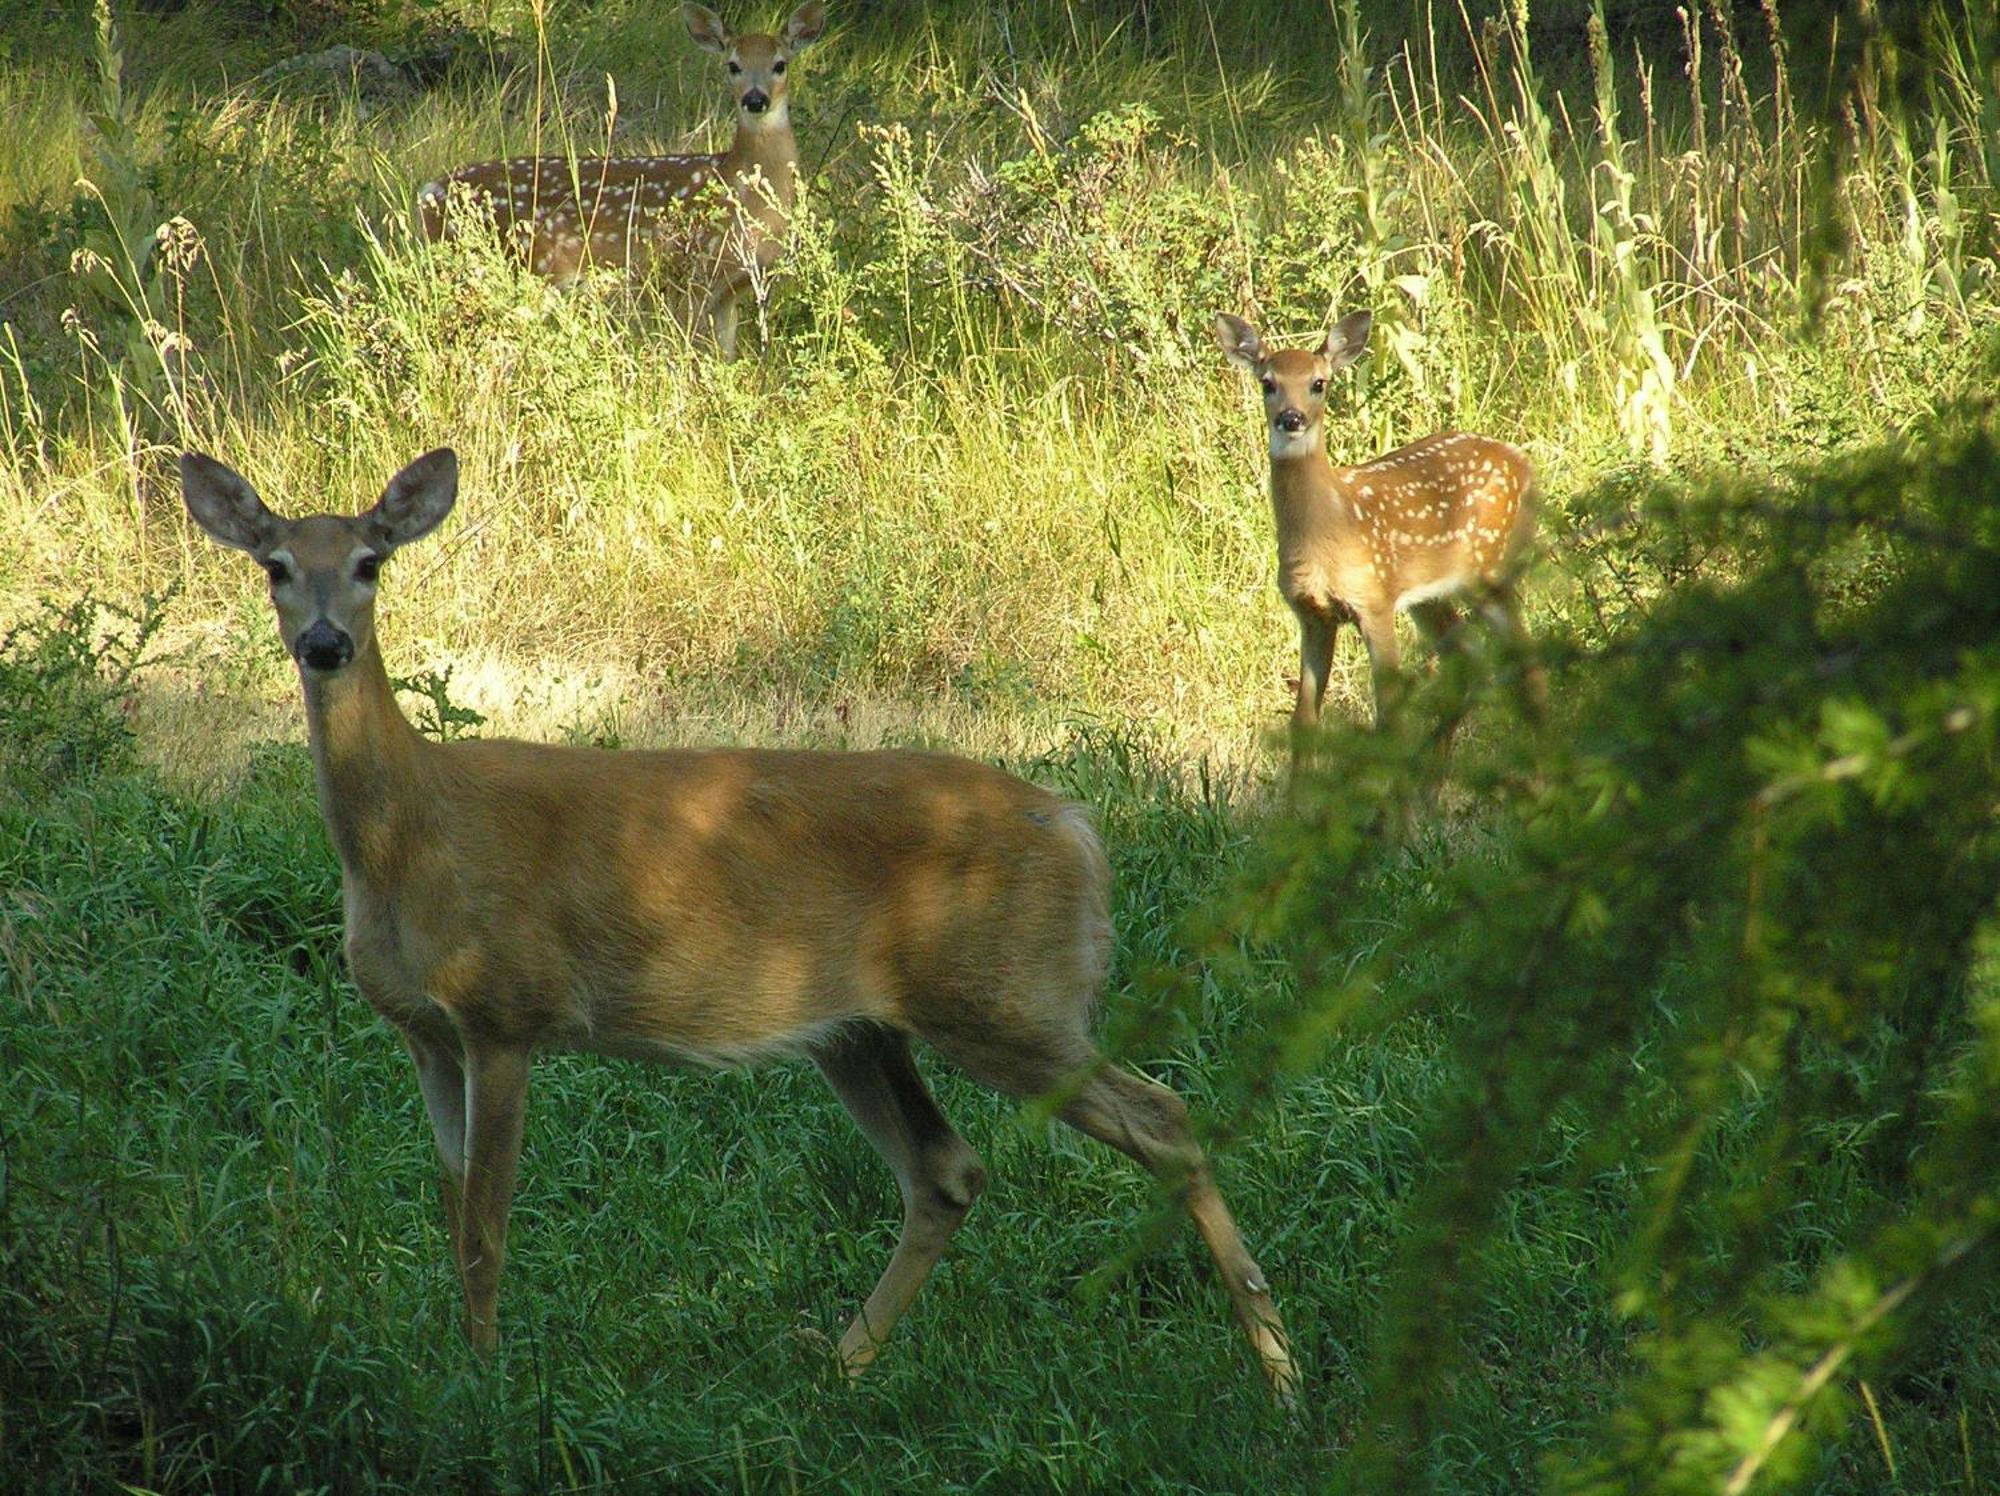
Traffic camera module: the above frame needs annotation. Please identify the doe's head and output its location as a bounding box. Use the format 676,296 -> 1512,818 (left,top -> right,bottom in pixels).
180,449 -> 457,677
685,3 -> 827,122
1215,310 -> 1372,459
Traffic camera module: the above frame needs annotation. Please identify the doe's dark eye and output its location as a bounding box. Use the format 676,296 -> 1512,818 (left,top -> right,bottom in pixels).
265,560 -> 290,585
1310,378 -> 1326,395
772,58 -> 787,73
1259,377 -> 1277,395
355,554 -> 382,584
727,59 -> 742,74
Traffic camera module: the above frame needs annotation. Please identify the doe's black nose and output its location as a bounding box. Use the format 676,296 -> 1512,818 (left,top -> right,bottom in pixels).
295,621 -> 355,673
742,89 -> 770,114
1276,409 -> 1307,434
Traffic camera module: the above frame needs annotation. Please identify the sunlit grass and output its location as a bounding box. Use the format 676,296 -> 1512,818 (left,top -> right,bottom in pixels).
4,0 -> 1989,777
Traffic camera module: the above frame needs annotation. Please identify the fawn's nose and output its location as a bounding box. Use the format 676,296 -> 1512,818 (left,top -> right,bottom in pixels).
295,620 -> 355,673
742,88 -> 770,114
1276,408 -> 1307,434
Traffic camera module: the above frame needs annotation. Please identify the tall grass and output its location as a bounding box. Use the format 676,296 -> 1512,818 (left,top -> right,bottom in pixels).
1,0 -> 1991,757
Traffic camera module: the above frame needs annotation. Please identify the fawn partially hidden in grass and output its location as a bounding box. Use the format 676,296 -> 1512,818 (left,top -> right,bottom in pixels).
179,447 -> 1300,1402
418,4 -> 827,358
1217,310 -> 1542,770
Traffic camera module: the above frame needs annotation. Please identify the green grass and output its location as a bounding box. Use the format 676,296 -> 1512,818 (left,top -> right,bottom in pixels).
4,0 -> 1999,1489
7,701 -> 1993,1490
0,732 -> 1360,1489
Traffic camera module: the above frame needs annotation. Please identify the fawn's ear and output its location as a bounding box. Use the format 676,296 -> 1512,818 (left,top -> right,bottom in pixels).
182,452 -> 279,555
365,449 -> 458,552
683,3 -> 732,54
783,2 -> 828,49
1214,313 -> 1266,371
1320,310 -> 1373,371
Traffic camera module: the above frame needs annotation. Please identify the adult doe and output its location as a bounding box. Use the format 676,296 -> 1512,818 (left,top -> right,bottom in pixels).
418,4 -> 828,358
1217,310 -> 1540,766
180,448 -> 1298,1401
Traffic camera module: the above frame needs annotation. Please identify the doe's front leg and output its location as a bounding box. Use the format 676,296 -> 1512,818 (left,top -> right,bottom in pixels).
407,1035 -> 470,1273
457,1039 -> 532,1355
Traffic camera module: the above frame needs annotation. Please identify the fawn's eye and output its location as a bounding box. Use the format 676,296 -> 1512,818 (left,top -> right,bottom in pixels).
1310,378 -> 1326,395
355,554 -> 381,584
772,58 -> 787,73
1259,377 -> 1277,396
727,59 -> 742,74
265,560 -> 290,586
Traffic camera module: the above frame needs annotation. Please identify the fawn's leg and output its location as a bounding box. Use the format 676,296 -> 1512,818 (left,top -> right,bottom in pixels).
1407,598 -> 1465,658
708,289 -> 741,360
1479,584 -> 1548,719
1357,605 -> 1404,728
1290,605 -> 1340,780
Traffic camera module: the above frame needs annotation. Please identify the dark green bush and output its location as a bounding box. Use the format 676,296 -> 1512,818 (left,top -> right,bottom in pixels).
1210,349 -> 2000,1491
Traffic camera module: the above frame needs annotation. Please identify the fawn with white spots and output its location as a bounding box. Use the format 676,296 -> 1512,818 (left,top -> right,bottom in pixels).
417,4 -> 827,358
1217,310 -> 1542,766
177,447 -> 1300,1403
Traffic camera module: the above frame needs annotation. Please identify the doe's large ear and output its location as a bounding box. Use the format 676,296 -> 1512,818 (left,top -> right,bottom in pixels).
365,448 -> 458,552
1214,312 -> 1265,371
181,452 -> 278,554
783,2 -> 828,48
683,3 -> 732,53
1320,309 -> 1373,371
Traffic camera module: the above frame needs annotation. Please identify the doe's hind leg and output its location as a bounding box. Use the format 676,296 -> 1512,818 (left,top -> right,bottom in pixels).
1058,1063 -> 1300,1402
929,1011 -> 1300,1402
810,1023 -> 988,1377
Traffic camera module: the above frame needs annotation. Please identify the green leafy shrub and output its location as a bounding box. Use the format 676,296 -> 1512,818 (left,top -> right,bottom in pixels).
0,589 -> 170,791
1213,357 -> 2000,1491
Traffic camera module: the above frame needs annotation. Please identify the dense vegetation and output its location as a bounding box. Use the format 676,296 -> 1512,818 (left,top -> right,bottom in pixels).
2,0 -> 1996,1489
